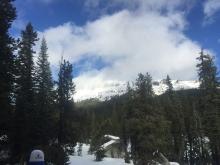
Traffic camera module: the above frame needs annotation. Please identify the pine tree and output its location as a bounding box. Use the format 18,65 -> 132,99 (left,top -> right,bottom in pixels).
57,59 -> 76,145
35,37 -> 55,146
12,23 -> 38,163
135,73 -> 153,101
197,49 -> 219,93
90,120 -> 107,156
196,49 -> 220,164
165,75 -> 173,94
0,0 -> 16,163
163,75 -> 185,162
130,73 -> 169,164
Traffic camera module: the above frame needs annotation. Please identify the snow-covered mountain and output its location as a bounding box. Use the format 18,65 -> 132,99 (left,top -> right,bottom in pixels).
153,80 -> 200,95
74,80 -> 200,101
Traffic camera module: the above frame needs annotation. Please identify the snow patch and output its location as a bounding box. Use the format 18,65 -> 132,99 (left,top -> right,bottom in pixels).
104,135 -> 120,140
170,162 -> 180,165
101,140 -> 117,149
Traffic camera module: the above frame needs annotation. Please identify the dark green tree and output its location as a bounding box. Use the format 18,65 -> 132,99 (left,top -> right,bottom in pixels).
130,73 -> 169,164
55,59 -> 77,164
89,120 -> 108,155
12,23 -> 38,163
196,49 -> 220,164
34,37 -> 55,146
57,59 -> 77,149
165,75 -> 173,94
163,75 -> 185,163
135,73 -> 154,101
0,0 -> 16,162
184,101 -> 202,165
197,49 -> 219,93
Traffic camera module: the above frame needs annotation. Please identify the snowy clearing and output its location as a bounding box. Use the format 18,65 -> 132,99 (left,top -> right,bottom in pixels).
69,143 -> 179,165
69,143 -> 133,165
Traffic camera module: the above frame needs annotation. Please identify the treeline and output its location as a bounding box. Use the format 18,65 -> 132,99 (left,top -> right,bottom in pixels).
79,50 -> 220,165
0,1 -> 78,164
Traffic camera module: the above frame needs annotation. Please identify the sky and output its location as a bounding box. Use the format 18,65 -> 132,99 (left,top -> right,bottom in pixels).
11,0 -> 220,100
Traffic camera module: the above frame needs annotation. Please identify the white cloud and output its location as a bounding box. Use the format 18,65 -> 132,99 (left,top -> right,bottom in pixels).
37,1 -> 203,100
203,0 -> 220,23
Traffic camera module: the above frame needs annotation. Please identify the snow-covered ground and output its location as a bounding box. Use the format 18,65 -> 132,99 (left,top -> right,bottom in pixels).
69,143 -> 180,165
69,144 -> 133,165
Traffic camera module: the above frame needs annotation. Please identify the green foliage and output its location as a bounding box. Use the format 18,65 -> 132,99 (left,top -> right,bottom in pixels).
57,59 -> 78,157
12,23 -> 39,163
135,73 -> 154,100
165,75 -> 173,94
89,120 -> 107,153
197,49 -> 219,93
126,73 -> 171,164
9,24 -> 77,164
0,0 -> 16,163
44,144 -> 70,165
34,37 -> 56,146
196,49 -> 220,164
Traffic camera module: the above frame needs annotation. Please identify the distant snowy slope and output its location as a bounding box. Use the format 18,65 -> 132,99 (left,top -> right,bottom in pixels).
153,80 -> 200,95
74,80 -> 200,101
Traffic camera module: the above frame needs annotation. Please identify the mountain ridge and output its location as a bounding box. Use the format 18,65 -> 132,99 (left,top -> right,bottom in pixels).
74,80 -> 200,101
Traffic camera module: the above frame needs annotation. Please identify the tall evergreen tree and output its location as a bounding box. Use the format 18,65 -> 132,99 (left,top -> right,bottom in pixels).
35,37 -> 55,146
197,49 -> 219,93
197,49 -> 220,164
57,59 -> 76,145
130,73 -> 169,164
56,59 -> 77,164
12,23 -> 38,163
163,75 -> 185,162
0,0 -> 16,163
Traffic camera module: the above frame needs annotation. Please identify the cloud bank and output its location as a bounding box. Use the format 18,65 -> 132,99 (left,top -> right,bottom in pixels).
38,0 -> 201,100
